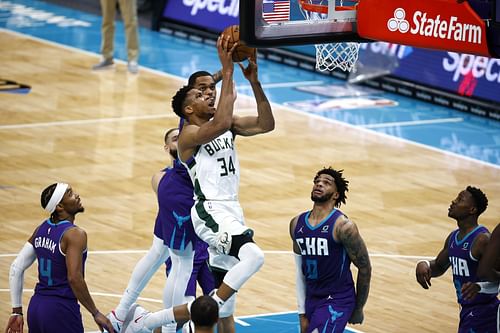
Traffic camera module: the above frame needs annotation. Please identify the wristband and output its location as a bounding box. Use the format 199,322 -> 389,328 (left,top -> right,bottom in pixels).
92,310 -> 100,318
11,313 -> 23,317
417,260 -> 430,268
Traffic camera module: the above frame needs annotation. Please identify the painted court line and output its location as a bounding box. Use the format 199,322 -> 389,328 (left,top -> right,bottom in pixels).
0,114 -> 171,130
360,117 -> 464,129
239,80 -> 324,89
2,29 -> 499,169
0,288 -> 362,333
0,250 -> 433,260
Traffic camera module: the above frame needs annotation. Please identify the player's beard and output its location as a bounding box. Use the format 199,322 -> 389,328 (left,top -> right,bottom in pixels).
169,148 -> 178,160
311,191 -> 333,203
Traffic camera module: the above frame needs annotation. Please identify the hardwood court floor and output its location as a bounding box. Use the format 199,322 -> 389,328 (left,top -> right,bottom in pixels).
1,31 -> 499,332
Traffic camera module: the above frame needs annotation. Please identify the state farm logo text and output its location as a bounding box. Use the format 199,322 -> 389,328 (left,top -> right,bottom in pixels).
387,8 -> 482,44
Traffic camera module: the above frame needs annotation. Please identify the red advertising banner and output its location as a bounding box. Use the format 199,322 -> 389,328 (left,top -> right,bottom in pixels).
357,0 -> 492,57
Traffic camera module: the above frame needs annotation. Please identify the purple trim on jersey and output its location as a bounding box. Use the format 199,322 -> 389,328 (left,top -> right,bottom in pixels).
153,160 -> 200,250
448,225 -> 498,306
33,219 -> 87,299
294,209 -> 355,302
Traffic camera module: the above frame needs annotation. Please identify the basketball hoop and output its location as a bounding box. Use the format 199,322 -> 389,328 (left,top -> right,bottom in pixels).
299,0 -> 360,72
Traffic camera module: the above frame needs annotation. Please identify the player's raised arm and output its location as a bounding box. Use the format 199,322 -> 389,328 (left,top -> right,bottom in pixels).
176,37 -> 237,159
232,51 -> 275,137
336,216 -> 372,324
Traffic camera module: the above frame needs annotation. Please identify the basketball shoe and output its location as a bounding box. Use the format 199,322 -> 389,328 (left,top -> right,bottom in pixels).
92,58 -> 114,70
122,303 -> 151,333
104,310 -> 124,333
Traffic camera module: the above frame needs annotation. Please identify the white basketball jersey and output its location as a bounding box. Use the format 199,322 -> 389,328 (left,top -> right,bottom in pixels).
183,130 -> 240,201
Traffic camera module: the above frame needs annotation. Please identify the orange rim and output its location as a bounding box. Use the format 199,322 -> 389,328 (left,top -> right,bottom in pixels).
298,0 -> 357,14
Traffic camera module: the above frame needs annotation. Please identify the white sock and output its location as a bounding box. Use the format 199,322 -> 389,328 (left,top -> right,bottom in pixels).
115,236 -> 169,319
160,323 -> 177,333
223,242 -> 264,291
144,308 -> 176,330
211,290 -> 225,307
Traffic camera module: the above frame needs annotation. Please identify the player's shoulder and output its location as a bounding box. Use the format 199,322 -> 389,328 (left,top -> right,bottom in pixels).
64,225 -> 86,239
335,214 -> 360,239
289,214 -> 302,236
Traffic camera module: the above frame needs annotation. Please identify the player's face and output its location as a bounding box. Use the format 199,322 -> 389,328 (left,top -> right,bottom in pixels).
311,174 -> 338,203
193,76 -> 216,112
186,88 -> 213,118
60,186 -> 84,215
448,189 -> 475,220
165,129 -> 179,160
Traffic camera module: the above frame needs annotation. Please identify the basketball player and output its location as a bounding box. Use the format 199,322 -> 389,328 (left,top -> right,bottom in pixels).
181,296 -> 219,333
5,183 -> 115,333
108,112 -> 214,333
115,35 -> 274,333
477,222 -> 500,281
460,222 -> 500,301
175,34 -> 274,333
120,295 -> 218,333
290,167 -> 372,333
415,186 -> 499,332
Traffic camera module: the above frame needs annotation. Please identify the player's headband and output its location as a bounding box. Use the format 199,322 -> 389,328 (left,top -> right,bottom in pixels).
45,183 -> 69,214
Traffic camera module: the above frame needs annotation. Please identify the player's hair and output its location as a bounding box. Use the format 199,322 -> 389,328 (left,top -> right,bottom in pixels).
188,71 -> 213,86
466,186 -> 488,216
164,128 -> 178,144
315,167 -> 349,207
191,295 -> 218,328
40,183 -> 58,210
171,85 -> 194,118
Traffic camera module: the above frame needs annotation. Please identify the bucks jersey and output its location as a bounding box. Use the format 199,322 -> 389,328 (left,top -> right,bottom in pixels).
183,130 -> 239,201
33,219 -> 87,299
448,225 -> 498,305
294,209 -> 355,301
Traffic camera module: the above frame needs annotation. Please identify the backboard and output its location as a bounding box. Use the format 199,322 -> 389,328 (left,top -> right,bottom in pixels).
240,0 -> 367,47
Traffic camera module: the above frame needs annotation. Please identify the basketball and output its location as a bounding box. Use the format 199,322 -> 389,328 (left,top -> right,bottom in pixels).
220,25 -> 256,62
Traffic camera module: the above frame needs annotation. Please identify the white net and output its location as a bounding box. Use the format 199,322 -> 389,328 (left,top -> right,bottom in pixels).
315,42 -> 360,72
299,0 -> 360,72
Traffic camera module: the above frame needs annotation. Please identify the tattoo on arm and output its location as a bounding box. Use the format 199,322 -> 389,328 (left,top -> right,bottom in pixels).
338,219 -> 372,309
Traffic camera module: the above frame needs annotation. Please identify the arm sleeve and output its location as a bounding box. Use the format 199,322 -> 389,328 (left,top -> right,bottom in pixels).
477,281 -> 500,294
294,253 -> 306,314
9,242 -> 36,307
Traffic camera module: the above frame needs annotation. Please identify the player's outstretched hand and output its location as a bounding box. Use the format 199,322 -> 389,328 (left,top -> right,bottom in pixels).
94,312 -> 115,333
348,308 -> 364,324
461,282 -> 480,301
4,314 -> 23,333
238,49 -> 258,83
415,261 -> 432,289
217,35 -> 236,73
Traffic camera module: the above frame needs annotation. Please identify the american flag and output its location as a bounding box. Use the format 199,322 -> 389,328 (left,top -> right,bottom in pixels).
262,0 -> 290,24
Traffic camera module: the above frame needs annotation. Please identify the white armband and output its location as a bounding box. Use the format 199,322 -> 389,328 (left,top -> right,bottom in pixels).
294,253 -> 306,315
476,281 -> 500,294
9,242 -> 36,308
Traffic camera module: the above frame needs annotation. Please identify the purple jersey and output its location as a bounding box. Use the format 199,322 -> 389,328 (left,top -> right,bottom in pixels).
448,225 -> 497,305
294,209 -> 355,301
154,159 -> 199,250
33,219 -> 87,299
